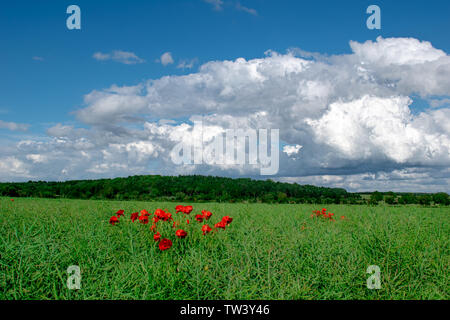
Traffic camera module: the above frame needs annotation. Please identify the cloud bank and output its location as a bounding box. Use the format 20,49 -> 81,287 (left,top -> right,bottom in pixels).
2,37 -> 450,192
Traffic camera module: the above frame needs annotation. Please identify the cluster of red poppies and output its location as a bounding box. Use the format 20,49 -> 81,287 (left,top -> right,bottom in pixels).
109,205 -> 233,251
311,208 -> 336,220
311,208 -> 346,221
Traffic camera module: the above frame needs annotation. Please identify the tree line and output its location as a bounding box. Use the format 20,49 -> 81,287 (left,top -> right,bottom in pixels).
366,191 -> 449,206
0,175 -> 448,205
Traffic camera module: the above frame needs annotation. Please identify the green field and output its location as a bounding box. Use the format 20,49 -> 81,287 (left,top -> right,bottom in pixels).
0,197 -> 448,300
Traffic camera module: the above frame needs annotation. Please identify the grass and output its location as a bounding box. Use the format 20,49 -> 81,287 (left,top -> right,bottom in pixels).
0,197 -> 448,300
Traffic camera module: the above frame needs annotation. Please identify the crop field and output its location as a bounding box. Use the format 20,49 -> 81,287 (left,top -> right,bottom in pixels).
0,197 -> 448,300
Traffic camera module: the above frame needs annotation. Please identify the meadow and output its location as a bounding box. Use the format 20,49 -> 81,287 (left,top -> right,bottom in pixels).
0,197 -> 448,300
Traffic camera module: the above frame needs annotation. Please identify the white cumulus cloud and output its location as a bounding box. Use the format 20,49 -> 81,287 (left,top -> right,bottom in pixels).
158,52 -> 174,66
283,144 -> 303,157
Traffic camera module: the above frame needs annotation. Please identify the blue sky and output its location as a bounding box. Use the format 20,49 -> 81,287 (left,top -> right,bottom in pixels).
1,0 -> 449,130
1,0 -> 450,192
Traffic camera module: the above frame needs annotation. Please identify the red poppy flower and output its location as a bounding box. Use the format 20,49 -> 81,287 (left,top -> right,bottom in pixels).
201,210 -> 212,220
312,209 -> 335,221
140,209 -> 150,216
155,209 -> 172,221
130,212 -> 139,222
116,209 -> 125,217
222,216 -> 233,225
341,216 -> 346,220
175,229 -> 187,238
139,215 -> 149,224
186,219 -> 190,224
159,238 -> 172,251
195,214 -> 204,222
109,216 -> 119,225
153,232 -> 161,242
322,211 -> 334,220
201,224 -> 212,235
150,224 -> 156,232
10,199 -> 14,202
176,205 -> 193,214
214,221 -> 226,229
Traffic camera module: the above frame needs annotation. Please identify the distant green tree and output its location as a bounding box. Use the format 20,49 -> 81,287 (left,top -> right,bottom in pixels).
385,196 -> 396,205
418,195 -> 432,206
277,192 -> 288,203
398,193 -> 417,205
175,192 -> 186,201
262,193 -> 275,203
432,192 -> 449,205
369,191 -> 383,205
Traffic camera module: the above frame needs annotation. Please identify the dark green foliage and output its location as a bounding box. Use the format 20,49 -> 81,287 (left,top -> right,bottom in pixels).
371,191 -> 383,202
384,196 -> 397,205
398,193 -> 418,205
0,175 -> 447,205
418,194 -> 432,206
0,175 -> 357,204
433,192 -> 450,205
368,191 -> 383,205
